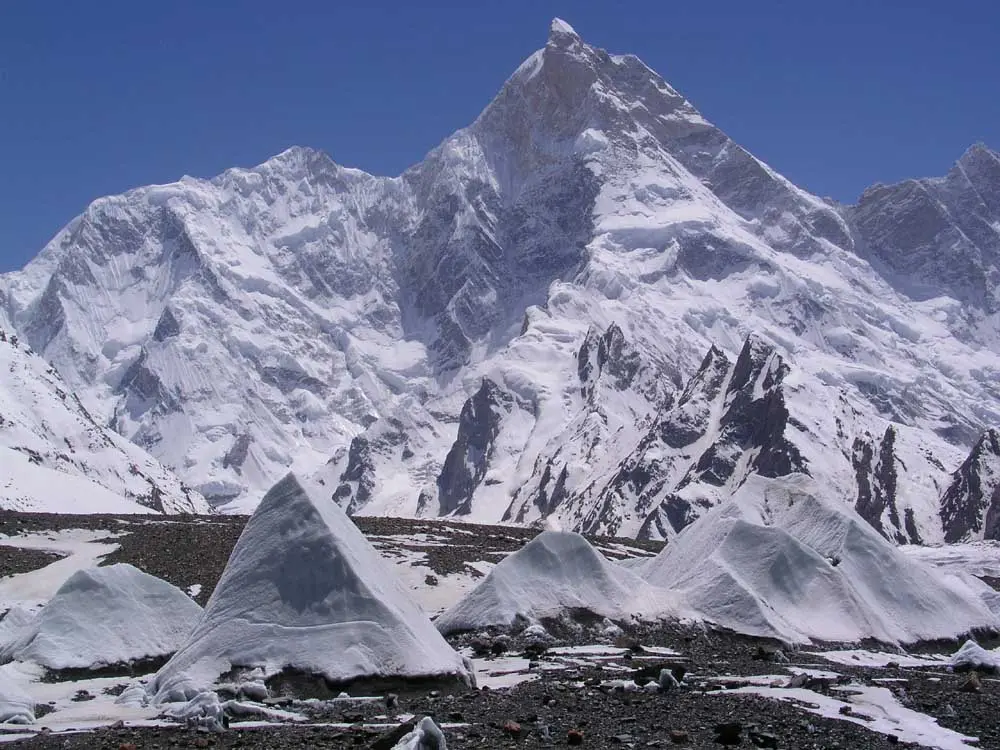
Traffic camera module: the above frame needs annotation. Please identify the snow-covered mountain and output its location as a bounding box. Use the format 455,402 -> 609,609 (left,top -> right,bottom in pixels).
0,325 -> 208,513
1,19 -> 998,539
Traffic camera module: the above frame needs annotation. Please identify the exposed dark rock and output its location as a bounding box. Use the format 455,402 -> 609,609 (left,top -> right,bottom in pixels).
853,426 -> 917,544
437,379 -> 515,516
222,433 -> 253,474
940,428 -> 1000,542
334,436 -> 376,514
152,307 -> 180,342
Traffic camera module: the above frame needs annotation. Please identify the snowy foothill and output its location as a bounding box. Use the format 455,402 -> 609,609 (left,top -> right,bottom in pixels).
641,475 -> 1000,644
0,563 -> 203,671
151,474 -> 474,704
0,329 -> 208,515
433,530 -> 684,634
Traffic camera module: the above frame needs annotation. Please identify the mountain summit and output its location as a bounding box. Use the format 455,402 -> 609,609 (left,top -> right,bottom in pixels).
1,20 -> 998,541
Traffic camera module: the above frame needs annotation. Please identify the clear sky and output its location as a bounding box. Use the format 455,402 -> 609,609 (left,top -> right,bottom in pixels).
2,0 -> 998,271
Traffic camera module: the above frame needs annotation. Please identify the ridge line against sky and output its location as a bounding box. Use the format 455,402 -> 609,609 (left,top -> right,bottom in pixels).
1,0 -> 998,272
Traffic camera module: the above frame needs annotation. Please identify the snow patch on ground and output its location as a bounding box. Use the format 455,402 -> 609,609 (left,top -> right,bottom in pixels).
813,649 -> 950,669
732,683 -> 978,750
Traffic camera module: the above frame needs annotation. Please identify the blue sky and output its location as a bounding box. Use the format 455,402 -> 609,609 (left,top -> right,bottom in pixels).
1,0 -> 998,271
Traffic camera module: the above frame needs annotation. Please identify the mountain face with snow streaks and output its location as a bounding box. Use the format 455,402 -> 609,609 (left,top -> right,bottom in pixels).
1,19 -> 998,540
0,326 -> 208,514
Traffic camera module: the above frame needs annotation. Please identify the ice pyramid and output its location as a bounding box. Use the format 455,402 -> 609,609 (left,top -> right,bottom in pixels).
642,475 -> 999,644
151,474 -> 473,702
0,564 -> 202,670
435,530 -> 680,634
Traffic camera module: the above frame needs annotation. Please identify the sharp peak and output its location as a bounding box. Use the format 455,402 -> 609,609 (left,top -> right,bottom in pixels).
548,17 -> 581,45
958,142 -> 999,166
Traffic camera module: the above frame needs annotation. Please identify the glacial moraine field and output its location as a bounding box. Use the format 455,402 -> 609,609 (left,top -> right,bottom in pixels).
0,511 -> 997,750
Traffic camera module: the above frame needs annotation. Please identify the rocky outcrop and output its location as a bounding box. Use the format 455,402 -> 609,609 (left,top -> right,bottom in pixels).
583,334 -> 807,539
940,429 -> 1000,542
502,323 -> 669,526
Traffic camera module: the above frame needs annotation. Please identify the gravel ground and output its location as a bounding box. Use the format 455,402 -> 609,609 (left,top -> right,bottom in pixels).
0,546 -> 62,579
0,512 -> 661,602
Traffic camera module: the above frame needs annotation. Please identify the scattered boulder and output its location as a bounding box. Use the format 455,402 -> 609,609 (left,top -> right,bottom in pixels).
502,720 -> 523,738
658,668 -> 681,690
959,672 -> 982,693
391,716 -> 447,749
748,727 -> 779,748
371,718 -> 417,750
714,722 -> 742,746
567,728 -> 584,745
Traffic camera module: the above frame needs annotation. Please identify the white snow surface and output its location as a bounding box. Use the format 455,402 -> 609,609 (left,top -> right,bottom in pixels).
732,683 -> 977,750
0,564 -> 202,670
641,475 -> 999,643
150,474 -> 473,702
434,531 -> 682,634
0,329 -> 207,514
813,649 -> 949,669
0,19 -> 995,544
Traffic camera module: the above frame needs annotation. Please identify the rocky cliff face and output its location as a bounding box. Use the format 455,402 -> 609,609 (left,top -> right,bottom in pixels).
849,145 -> 1000,319
1,19 -> 997,541
570,334 -> 806,540
851,426 -> 924,544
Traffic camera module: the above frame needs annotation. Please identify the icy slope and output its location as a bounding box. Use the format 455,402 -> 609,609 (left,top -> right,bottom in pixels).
434,530 -> 679,634
642,475 -> 998,644
0,327 -> 207,514
0,564 -> 202,670
151,474 -> 473,702
2,18 -> 998,534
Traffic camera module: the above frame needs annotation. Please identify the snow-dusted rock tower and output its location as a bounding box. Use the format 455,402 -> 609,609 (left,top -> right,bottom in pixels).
151,474 -> 473,702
